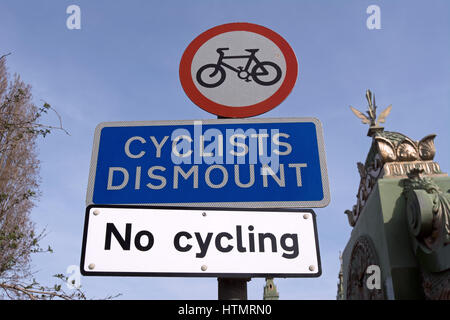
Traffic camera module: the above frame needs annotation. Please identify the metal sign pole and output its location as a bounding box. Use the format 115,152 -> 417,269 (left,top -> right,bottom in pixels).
216,115 -> 250,300
218,278 -> 250,300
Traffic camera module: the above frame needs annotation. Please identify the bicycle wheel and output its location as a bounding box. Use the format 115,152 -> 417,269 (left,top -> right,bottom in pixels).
196,64 -> 226,88
251,61 -> 282,86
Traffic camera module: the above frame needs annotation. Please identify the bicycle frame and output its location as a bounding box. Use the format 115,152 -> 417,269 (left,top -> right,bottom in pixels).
215,50 -> 264,74
196,48 -> 282,88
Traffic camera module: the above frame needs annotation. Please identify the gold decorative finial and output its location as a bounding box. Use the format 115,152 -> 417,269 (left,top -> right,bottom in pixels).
349,89 -> 392,136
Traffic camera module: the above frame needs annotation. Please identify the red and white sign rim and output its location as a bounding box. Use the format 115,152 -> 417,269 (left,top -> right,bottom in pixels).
179,22 -> 298,118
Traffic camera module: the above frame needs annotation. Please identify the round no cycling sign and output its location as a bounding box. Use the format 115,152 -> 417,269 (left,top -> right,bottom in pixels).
179,22 -> 298,118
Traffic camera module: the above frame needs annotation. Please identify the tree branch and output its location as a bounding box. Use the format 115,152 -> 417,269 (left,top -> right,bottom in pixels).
0,53 -> 11,61
0,282 -> 75,300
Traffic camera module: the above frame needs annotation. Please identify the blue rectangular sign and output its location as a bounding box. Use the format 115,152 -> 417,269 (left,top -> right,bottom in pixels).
86,118 -> 330,208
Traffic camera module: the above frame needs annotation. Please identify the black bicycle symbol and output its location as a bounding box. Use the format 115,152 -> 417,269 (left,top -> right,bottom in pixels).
196,48 -> 282,88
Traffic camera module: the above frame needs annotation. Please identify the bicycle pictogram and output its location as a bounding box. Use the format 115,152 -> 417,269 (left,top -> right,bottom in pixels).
196,48 -> 282,88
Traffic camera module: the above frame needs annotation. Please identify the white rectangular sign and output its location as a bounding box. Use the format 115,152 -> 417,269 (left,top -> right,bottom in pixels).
80,205 -> 321,277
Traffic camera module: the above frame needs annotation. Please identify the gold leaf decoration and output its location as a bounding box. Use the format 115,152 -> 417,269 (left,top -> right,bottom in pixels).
375,137 -> 396,162
377,105 -> 392,125
418,134 -> 437,160
397,138 -> 419,161
349,106 -> 371,124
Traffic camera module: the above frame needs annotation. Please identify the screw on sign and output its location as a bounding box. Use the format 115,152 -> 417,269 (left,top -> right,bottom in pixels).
180,23 -> 298,118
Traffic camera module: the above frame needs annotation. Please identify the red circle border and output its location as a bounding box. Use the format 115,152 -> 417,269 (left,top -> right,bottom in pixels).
179,22 -> 298,118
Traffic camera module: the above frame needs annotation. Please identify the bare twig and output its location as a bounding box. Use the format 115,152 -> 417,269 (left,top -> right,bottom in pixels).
0,282 -> 73,300
0,53 -> 11,61
39,100 -> 70,136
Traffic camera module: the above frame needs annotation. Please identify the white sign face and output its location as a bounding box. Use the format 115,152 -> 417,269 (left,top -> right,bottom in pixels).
81,206 -> 321,277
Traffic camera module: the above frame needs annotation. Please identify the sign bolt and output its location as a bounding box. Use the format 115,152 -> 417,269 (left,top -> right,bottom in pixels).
303,214 -> 309,219
309,265 -> 315,271
201,265 -> 207,271
93,209 -> 100,216
88,263 -> 95,270
202,212 -> 207,217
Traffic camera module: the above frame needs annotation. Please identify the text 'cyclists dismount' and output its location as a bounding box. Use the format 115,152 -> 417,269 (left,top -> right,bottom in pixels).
179,22 -> 298,118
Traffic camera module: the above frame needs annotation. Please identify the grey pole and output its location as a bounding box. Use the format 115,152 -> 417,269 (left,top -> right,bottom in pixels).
216,115 -> 250,300
218,278 -> 250,300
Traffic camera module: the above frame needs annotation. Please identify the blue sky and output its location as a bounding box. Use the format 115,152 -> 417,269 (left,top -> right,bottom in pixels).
0,0 -> 449,299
